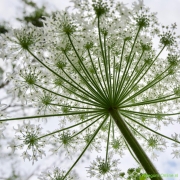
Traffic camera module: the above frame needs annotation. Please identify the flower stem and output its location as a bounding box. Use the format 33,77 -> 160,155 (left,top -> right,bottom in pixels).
63,116 -> 108,179
109,109 -> 162,180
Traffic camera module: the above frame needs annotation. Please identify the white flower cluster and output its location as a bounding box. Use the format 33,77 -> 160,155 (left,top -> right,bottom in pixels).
8,121 -> 46,164
49,130 -> 80,157
86,155 -> 120,180
38,167 -> 78,180
1,0 -> 180,179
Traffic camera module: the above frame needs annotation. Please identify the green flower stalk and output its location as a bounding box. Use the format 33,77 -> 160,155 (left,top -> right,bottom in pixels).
1,0 -> 180,179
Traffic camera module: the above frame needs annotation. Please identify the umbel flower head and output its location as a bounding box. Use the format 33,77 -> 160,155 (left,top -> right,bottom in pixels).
8,121 -> 46,164
1,0 -> 180,179
38,167 -> 78,180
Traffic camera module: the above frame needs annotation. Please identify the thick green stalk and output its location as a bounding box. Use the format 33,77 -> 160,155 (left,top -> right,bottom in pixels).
109,109 -> 162,180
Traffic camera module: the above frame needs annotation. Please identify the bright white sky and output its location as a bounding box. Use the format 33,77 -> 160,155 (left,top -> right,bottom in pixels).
1,0 -> 180,28
0,0 -> 180,179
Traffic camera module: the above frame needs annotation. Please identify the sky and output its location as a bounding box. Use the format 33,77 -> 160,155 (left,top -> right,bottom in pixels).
1,0 -> 180,28
0,0 -> 180,179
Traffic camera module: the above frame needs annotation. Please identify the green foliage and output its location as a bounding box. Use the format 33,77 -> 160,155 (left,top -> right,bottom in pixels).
0,24 -> 8,34
16,0 -> 49,27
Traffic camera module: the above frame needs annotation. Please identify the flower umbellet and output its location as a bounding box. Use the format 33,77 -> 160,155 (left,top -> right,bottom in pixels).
86,154 -> 120,180
8,121 -> 46,164
1,0 -> 180,179
38,167 -> 77,180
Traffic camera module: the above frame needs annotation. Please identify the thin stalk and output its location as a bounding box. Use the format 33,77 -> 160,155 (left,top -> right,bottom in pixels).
122,112 -> 180,145
63,52 -> 107,105
112,56 -> 116,102
78,61 -> 108,104
63,116 -> 108,179
35,84 -> 103,108
97,56 -> 109,102
109,109 -> 162,180
114,40 -> 126,96
120,109 -> 180,117
120,67 -> 170,105
111,117 -> 115,139
60,66 -> 105,103
117,62 -> 147,103
28,49 -> 101,104
97,17 -> 111,98
119,46 -> 166,103
120,94 -> 178,108
119,50 -> 144,98
37,113 -> 103,140
49,103 -> 99,110
0,110 -> 103,122
67,35 -> 109,103
118,53 -> 136,96
70,114 -> 103,139
116,27 -> 141,98
87,49 -> 109,99
125,120 -> 147,140
105,118 -> 111,163
123,137 -> 140,164
107,46 -> 112,103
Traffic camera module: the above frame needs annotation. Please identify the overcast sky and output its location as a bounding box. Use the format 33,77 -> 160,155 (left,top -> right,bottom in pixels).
1,0 -> 180,28
0,0 -> 180,179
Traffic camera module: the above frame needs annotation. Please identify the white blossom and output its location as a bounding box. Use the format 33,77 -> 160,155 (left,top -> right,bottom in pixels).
9,121 -> 47,164
1,0 -> 180,179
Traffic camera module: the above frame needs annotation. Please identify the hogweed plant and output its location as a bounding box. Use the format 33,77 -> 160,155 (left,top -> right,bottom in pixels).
1,0 -> 180,179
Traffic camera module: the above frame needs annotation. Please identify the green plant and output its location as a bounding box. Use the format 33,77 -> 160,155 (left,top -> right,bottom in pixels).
1,0 -> 180,179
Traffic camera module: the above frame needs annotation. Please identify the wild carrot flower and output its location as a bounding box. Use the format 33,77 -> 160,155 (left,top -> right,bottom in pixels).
1,0 -> 180,179
8,121 -> 46,164
38,167 -> 77,180
86,153 -> 120,180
